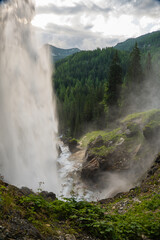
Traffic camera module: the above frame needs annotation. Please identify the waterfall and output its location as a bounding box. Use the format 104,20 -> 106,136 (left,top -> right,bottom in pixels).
0,0 -> 59,193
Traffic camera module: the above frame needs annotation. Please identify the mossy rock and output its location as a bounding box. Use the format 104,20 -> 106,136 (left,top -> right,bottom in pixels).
126,122 -> 141,137
69,138 -> 78,145
143,120 -> 160,140
122,109 -> 160,124
68,138 -> 78,152
81,109 -> 160,182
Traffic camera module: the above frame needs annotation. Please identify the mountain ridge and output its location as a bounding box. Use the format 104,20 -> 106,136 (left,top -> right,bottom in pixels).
114,30 -> 160,51
46,44 -> 81,62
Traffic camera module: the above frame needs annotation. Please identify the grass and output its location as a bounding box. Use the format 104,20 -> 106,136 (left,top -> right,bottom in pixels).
80,109 -> 160,148
121,109 -> 160,123
80,128 -> 122,147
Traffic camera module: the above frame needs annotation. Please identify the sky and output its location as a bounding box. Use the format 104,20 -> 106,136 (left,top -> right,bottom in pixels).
32,0 -> 160,50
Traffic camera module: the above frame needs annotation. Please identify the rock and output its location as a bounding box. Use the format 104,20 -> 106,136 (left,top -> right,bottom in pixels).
57,144 -> 62,156
65,234 -> 76,240
90,135 -> 104,148
20,187 -> 34,196
81,158 -> 100,180
40,191 -> 56,201
68,139 -> 79,153
126,122 -> 140,137
155,154 -> 160,163
0,213 -> 44,239
81,109 -> 160,183
147,167 -> 158,176
143,122 -> 160,140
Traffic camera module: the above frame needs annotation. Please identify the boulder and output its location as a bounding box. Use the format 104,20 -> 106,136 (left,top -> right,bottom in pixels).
143,122 -> 160,140
40,191 -> 56,201
68,138 -> 79,153
20,187 -> 34,196
56,144 -> 62,156
81,158 -> 100,180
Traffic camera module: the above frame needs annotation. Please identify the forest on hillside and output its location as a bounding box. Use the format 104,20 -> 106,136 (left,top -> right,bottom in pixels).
53,32 -> 160,138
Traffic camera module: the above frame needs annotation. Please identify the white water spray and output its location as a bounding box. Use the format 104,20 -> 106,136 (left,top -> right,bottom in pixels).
0,0 -> 59,193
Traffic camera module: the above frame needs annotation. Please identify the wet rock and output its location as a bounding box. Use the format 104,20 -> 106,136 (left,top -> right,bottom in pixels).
57,144 -> 62,156
81,158 -> 100,180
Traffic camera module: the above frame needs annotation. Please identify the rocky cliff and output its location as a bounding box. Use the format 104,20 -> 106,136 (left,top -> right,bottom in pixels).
81,109 -> 160,184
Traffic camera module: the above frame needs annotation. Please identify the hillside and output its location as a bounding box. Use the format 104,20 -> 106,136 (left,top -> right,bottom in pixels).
81,109 -> 160,188
114,30 -> 160,52
47,44 -> 81,62
53,31 -> 160,138
54,47 -> 129,137
0,135 -> 160,239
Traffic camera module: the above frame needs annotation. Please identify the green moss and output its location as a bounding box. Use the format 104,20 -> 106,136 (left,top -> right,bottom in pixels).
91,145 -> 115,157
126,122 -> 140,135
69,138 -> 78,144
80,109 -> 160,147
80,130 -> 109,147
143,120 -> 160,140
122,109 -> 160,124
80,128 -> 123,147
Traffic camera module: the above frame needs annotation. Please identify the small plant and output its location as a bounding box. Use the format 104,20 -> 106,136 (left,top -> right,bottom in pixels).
37,181 -> 45,193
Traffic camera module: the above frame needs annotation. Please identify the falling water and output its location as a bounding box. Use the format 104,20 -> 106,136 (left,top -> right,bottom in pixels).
0,0 -> 59,193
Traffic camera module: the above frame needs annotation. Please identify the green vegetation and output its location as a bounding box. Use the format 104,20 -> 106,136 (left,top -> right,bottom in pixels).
80,128 -> 121,147
51,45 -> 80,62
115,30 -> 160,52
0,178 -> 159,239
54,47 -> 128,137
121,109 -> 160,123
103,51 -> 123,121
54,31 -> 160,138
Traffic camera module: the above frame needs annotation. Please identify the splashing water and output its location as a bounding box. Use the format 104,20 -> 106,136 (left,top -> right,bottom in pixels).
0,0 -> 59,193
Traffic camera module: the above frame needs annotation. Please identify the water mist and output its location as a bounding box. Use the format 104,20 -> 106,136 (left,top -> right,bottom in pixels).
0,0 -> 59,193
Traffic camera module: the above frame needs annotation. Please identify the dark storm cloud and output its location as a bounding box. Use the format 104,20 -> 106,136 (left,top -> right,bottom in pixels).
36,2 -> 111,15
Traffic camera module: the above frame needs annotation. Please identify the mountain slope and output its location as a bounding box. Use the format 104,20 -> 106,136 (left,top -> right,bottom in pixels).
54,47 -> 129,136
47,44 -> 81,62
114,30 -> 160,52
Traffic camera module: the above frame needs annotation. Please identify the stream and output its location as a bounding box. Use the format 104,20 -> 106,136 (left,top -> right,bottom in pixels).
57,141 -> 98,201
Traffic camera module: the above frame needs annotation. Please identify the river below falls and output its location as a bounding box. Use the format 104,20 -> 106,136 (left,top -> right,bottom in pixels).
56,141 -> 136,201
57,142 -> 100,201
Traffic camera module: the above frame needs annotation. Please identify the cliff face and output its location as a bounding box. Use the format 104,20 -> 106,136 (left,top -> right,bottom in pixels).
81,109 -> 160,183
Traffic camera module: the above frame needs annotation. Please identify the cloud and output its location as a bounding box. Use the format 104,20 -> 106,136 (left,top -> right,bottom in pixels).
33,0 -> 160,50
34,22 -> 124,50
36,2 -> 111,15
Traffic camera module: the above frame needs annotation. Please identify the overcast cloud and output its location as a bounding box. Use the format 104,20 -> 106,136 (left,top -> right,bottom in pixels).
32,0 -> 160,50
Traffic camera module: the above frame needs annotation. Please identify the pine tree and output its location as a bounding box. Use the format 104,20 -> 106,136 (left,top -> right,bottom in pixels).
145,52 -> 152,77
122,43 -> 144,113
103,51 -> 123,121
127,42 -> 143,90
